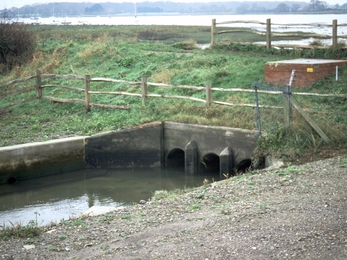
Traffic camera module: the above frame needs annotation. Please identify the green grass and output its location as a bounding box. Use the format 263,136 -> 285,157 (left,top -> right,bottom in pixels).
189,204 -> 201,211
72,220 -> 86,227
1,25 -> 347,162
340,157 -> 347,168
59,234 -> 67,240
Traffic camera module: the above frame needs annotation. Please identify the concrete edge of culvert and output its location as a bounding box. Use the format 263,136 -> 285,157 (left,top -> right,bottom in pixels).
0,136 -> 88,184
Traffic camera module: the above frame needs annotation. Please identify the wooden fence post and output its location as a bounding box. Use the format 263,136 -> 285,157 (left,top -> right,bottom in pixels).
211,19 -> 216,47
35,69 -> 42,98
332,19 -> 337,48
266,18 -> 271,49
141,77 -> 147,106
85,75 -> 91,113
206,82 -> 212,107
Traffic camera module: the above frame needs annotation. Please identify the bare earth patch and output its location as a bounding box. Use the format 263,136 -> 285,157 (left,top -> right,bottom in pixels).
1,155 -> 347,259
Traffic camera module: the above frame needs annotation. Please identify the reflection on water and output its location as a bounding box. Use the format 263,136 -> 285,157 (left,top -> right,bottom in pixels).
0,168 -> 219,226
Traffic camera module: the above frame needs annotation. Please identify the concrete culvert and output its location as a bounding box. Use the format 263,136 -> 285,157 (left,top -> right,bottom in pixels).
200,153 -> 220,174
237,159 -> 252,173
166,148 -> 185,169
7,176 -> 17,184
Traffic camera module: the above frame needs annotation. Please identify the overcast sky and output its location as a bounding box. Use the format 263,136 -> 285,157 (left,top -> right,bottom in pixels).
1,0 -> 346,10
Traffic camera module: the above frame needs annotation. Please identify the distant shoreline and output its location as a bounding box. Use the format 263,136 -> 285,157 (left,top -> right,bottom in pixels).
13,10 -> 347,19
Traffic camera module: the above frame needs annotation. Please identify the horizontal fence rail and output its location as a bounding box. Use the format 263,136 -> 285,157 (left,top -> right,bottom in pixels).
1,70 -> 346,118
211,18 -> 347,49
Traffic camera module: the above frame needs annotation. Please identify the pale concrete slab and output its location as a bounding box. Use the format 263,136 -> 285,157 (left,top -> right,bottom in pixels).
82,206 -> 120,217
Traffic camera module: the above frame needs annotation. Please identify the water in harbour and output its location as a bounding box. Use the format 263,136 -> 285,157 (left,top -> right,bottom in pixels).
19,14 -> 347,46
21,14 -> 347,27
0,168 -> 219,226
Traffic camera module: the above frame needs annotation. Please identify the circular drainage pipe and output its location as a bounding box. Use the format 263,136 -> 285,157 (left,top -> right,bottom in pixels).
237,159 -> 252,173
7,176 -> 17,184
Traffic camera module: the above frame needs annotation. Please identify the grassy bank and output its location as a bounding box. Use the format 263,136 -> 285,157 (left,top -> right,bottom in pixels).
1,25 -> 347,161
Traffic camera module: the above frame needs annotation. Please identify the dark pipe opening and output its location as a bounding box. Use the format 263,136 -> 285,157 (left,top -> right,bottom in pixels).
200,153 -> 220,175
166,148 -> 185,169
7,176 -> 17,184
236,159 -> 252,173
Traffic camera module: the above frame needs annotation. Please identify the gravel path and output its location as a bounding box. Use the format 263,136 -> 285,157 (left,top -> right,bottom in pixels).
1,155 -> 347,259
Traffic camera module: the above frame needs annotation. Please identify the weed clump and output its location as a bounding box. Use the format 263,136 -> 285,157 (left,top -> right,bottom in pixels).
0,221 -> 42,241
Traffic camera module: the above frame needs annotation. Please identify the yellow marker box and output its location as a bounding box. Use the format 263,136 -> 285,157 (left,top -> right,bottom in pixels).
307,68 -> 314,72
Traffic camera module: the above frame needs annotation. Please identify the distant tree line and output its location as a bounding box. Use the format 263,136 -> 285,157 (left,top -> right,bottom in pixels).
1,1 -> 347,18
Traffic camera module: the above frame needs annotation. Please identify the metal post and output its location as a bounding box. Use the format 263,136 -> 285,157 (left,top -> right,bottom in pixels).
284,70 -> 295,127
254,86 -> 261,134
141,77 -> 147,106
206,82 -> 212,107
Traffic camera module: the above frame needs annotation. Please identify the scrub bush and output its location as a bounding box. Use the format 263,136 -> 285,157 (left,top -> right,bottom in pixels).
0,12 -> 36,73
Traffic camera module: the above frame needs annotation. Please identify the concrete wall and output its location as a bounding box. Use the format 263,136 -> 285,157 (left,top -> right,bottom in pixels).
0,122 -> 260,184
265,59 -> 347,87
0,137 -> 86,184
85,122 -> 164,169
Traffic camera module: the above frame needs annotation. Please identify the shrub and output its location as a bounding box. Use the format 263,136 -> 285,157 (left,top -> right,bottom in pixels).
0,12 -> 36,73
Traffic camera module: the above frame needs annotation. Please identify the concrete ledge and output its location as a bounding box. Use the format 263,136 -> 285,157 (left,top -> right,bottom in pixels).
0,136 -> 87,184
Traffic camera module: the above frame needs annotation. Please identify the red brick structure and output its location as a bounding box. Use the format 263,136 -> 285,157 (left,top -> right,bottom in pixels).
264,59 -> 347,87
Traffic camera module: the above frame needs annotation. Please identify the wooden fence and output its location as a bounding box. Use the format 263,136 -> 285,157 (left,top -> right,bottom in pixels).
1,69 -> 284,114
1,69 -> 347,142
211,18 -> 347,49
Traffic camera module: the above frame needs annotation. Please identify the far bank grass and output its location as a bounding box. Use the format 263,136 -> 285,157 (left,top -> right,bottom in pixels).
1,25 -> 347,161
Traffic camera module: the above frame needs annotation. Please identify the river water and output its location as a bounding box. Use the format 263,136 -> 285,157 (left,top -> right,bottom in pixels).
0,168 -> 218,226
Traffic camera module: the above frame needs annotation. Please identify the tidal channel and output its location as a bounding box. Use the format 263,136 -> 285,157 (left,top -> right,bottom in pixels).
0,168 -> 219,226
